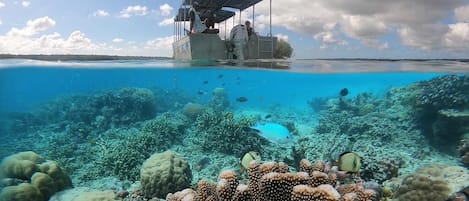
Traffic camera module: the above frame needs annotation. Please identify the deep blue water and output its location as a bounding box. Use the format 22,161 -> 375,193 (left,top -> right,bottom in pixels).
1,59 -> 463,113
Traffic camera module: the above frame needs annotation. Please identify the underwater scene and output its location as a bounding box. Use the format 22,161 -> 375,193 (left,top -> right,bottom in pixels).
0,60 -> 469,201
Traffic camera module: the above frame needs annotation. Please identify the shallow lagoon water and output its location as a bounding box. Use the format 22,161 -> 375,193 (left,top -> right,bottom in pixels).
0,59 -> 469,200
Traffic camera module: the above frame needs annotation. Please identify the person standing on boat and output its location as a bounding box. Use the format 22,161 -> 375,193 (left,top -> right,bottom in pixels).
230,24 -> 249,62
189,2 -> 206,34
245,20 -> 255,37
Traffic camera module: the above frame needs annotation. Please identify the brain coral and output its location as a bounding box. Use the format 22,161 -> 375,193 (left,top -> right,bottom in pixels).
394,165 -> 469,201
0,151 -> 73,201
140,150 -> 192,199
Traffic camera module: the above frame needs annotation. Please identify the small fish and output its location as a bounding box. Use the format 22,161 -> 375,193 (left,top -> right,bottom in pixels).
265,114 -> 272,119
340,88 -> 349,97
195,157 -> 211,171
236,97 -> 248,102
217,74 -> 224,79
203,80 -> 209,84
224,112 -> 234,119
338,152 -> 361,173
241,151 -> 261,171
250,122 -> 292,144
197,90 -> 207,95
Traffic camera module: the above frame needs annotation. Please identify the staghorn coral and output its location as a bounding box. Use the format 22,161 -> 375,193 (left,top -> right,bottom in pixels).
166,159 -> 376,201
93,113 -> 187,181
194,110 -> 263,156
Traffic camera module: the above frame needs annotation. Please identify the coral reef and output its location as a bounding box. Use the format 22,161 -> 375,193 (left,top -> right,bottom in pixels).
209,87 -> 230,112
182,102 -> 206,119
459,133 -> 469,166
194,110 -> 264,156
6,87 -> 158,140
49,187 -> 117,201
140,150 -> 192,199
411,75 -> 469,150
0,151 -> 73,201
166,159 -> 377,201
93,113 -> 186,181
388,164 -> 469,201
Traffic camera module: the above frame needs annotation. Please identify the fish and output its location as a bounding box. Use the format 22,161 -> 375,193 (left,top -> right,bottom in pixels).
265,114 -> 272,119
250,122 -> 292,144
202,80 -> 209,84
340,88 -> 349,97
236,97 -> 248,102
217,74 -> 224,79
240,151 -> 261,171
338,152 -> 361,173
224,112 -> 234,119
197,90 -> 207,95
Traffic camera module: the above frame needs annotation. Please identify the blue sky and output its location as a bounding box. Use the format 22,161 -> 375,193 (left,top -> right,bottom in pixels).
0,0 -> 468,58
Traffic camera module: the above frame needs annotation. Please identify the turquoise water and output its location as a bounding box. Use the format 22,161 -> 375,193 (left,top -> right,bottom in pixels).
0,59 -> 469,200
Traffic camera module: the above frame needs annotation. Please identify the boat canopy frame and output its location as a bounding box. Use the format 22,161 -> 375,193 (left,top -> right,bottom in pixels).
173,0 -> 274,59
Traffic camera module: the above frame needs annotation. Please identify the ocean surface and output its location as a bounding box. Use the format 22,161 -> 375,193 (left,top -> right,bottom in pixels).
0,59 -> 468,201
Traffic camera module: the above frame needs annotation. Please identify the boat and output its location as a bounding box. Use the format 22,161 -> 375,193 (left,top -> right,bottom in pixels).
172,0 -> 277,62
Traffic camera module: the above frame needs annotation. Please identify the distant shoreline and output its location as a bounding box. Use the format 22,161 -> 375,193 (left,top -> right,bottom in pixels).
0,54 -> 467,63
0,54 -> 170,61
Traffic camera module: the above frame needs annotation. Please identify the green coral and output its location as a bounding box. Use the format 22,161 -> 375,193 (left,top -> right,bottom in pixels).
93,113 -> 186,181
0,151 -> 72,201
194,110 -> 263,156
140,150 -> 192,199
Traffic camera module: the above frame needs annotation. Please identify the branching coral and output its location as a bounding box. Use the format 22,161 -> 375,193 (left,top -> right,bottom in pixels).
194,110 -> 263,156
93,113 -> 187,181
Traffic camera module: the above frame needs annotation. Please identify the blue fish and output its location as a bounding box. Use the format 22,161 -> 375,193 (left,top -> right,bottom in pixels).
250,122 -> 292,144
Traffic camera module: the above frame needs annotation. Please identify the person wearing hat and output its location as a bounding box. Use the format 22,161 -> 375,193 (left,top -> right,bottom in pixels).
189,2 -> 207,33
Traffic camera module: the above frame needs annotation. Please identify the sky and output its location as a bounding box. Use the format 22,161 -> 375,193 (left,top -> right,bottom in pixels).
0,0 -> 468,58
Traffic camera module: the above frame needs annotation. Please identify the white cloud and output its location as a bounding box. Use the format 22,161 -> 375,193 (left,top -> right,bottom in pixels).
144,36 -> 173,56
454,5 -> 469,22
21,1 -> 30,7
112,38 -> 124,43
93,9 -> 109,17
314,31 -> 348,48
275,34 -> 289,42
159,3 -> 173,16
0,1 -> 5,8
0,19 -> 2,25
253,0 -> 466,52
0,17 -> 106,54
443,23 -> 469,52
119,5 -> 148,18
159,18 -> 173,26
398,24 -> 448,51
7,16 -> 56,37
